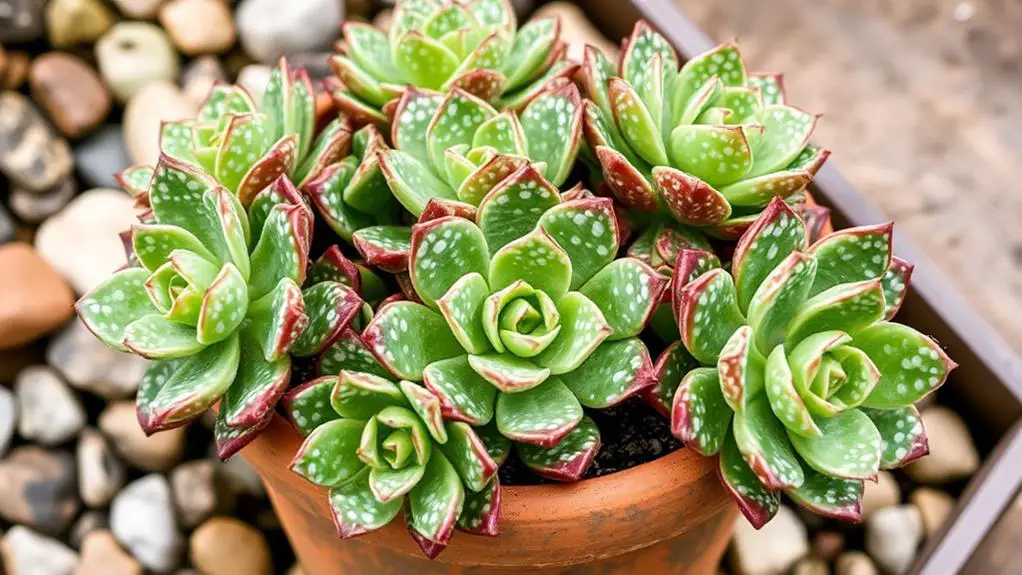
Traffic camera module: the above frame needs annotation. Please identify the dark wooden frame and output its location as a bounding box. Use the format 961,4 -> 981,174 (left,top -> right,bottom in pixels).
564,0 -> 1022,572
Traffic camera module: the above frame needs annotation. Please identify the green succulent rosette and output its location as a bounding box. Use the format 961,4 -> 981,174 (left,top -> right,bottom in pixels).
77,155 -> 365,458
346,82 -> 584,273
328,0 -> 577,126
353,183 -> 665,481
581,22 -> 830,239
650,198 -> 954,528
285,368 -> 502,559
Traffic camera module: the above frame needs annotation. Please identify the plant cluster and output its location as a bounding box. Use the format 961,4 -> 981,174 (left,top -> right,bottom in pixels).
76,0 -> 954,560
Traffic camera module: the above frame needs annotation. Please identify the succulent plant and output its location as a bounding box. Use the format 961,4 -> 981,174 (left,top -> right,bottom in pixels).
328,0 -> 577,126
348,82 -> 584,271
355,186 -> 665,480
581,22 -> 830,239
286,368 -> 505,558
653,198 -> 954,527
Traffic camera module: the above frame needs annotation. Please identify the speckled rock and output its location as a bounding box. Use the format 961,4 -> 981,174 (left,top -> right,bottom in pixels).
235,0 -> 343,63
15,365 -> 85,446
34,187 -> 137,294
0,0 -> 45,43
47,320 -> 148,399
46,0 -> 116,47
96,22 -> 180,102
77,427 -> 126,507
110,475 -> 183,572
170,460 -> 218,527
0,91 -> 73,192
0,526 -> 78,575
29,52 -> 110,138
0,446 -> 78,534
99,401 -> 185,471
189,518 -> 272,575
123,80 -> 195,165
0,242 -> 75,349
159,0 -> 235,55
75,529 -> 143,575
9,178 -> 76,223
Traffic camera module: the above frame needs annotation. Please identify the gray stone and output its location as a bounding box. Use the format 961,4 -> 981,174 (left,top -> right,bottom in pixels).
865,505 -> 923,574
731,506 -> 809,575
0,525 -> 78,575
171,460 -> 218,527
96,22 -> 180,102
0,387 -> 14,456
236,0 -> 343,63
215,450 -> 265,498
0,203 -> 13,244
0,92 -> 73,193
0,446 -> 78,534
111,474 -> 184,572
74,125 -> 131,189
77,427 -> 126,508
47,320 -> 149,399
9,179 -> 76,224
14,365 -> 85,446
0,0 -> 45,43
905,406 -> 980,484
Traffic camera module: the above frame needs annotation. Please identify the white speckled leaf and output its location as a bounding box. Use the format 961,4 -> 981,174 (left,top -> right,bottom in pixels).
748,74 -> 785,106
284,376 -> 341,437
671,367 -> 731,456
642,341 -> 700,418
580,258 -> 666,340
196,264 -> 248,345
247,204 -> 309,300
519,83 -> 583,186
76,268 -> 158,351
733,396 -> 805,490
408,451 -> 465,544
329,467 -> 402,538
731,198 -> 807,312
476,165 -> 561,254
609,78 -> 667,167
132,224 -> 217,273
219,332 -> 288,427
392,88 -> 444,168
149,155 -> 226,260
539,197 -> 619,289
378,149 -> 457,216
807,223 -> 892,298
747,105 -> 816,177
123,314 -> 204,359
621,22 -> 679,89
719,426 -> 779,529
855,322 -> 955,408
534,292 -> 611,375
746,251 -> 817,352
214,114 -> 272,192
394,31 -> 461,91
881,256 -> 913,321
410,217 -> 490,308
561,338 -> 654,409
291,419 -> 367,487
502,17 -> 557,91
674,269 -> 746,365
352,225 -> 412,273
786,465 -> 863,521
400,381 -> 448,444
318,329 -> 391,379
786,279 -> 886,346
362,301 -> 465,381
861,406 -> 929,470
426,89 -> 497,171
488,228 -> 571,301
436,273 -> 492,355
330,371 -> 408,421
457,478 -> 500,535
764,345 -> 820,438
468,354 -> 550,393
292,282 -> 362,357
438,421 -> 498,492
517,414 -> 600,481
423,356 -> 497,425
495,377 -> 583,447
668,125 -> 752,188
146,334 -> 240,429
788,408 -> 882,480
369,464 -> 425,503
244,277 -> 306,362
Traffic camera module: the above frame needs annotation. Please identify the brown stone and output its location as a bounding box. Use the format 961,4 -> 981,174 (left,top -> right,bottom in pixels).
190,518 -> 272,575
0,92 -> 73,192
910,487 -> 956,537
811,530 -> 846,562
1,51 -> 30,89
159,0 -> 236,55
46,0 -> 116,47
0,242 -> 74,349
99,401 -> 186,472
29,52 -> 111,138
0,446 -> 79,534
75,530 -> 143,575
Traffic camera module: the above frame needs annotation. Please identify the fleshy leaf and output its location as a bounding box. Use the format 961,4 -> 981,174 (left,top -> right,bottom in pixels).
76,268 -> 158,351
247,204 -> 309,300
861,406 -> 929,469
674,269 -> 746,365
580,258 -> 666,340
236,135 -> 299,206
244,278 -> 307,362
517,415 -> 600,481
668,124 -> 752,188
196,264 -> 249,345
304,160 -> 371,242
594,146 -> 659,213
132,224 -> 216,273
394,31 -> 461,91
426,89 -> 497,171
788,408 -> 882,480
807,223 -> 892,297
283,376 -> 341,436
407,451 -> 465,544
318,329 -> 391,379
221,333 -> 290,427
764,345 -> 820,438
855,322 -> 955,408
652,166 -> 732,226
720,171 -> 811,207
331,371 -> 407,420
786,466 -> 863,522
145,335 -> 241,429
352,226 -> 412,273
732,197 -> 807,312
438,421 -> 498,492
476,165 -> 561,254
609,78 -> 668,167
307,246 -> 361,290
746,251 -> 817,353
149,155 -> 226,259
535,292 -> 612,375
368,465 -> 425,504
291,419 -> 366,486
400,380 -> 448,444
561,338 -> 654,408
502,17 -> 558,91
538,197 -> 619,289
410,217 -> 490,307
378,149 -> 457,216
419,197 -> 478,223
747,105 -> 816,177
291,282 -> 362,356
363,301 -> 464,381
642,341 -> 699,418
213,408 -> 271,460
488,228 -> 572,302
786,279 -> 886,346
391,88 -> 444,167
495,377 -> 583,447
717,326 -> 765,413
719,426 -> 779,529
329,467 -> 402,538
670,367 -> 731,456
457,154 -> 529,206
519,83 -> 583,186
116,165 -> 155,199
423,356 -> 497,425
468,354 -> 550,393
457,479 -> 500,536
123,315 -> 205,359
214,115 -> 272,192
881,256 -> 913,320
436,273 -> 492,355
733,397 -> 805,490
748,74 -> 785,106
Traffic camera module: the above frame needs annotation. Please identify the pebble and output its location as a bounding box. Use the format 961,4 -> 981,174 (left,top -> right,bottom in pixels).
9,178 -> 76,223
0,526 -> 78,575
235,64 -> 271,100
171,460 -> 218,527
0,243 -> 75,348
835,551 -> 879,575
0,203 -> 13,243
215,449 -> 265,497
0,92 -> 73,192
905,406 -> 979,484
0,387 -> 14,456
792,558 -> 830,575
111,0 -> 165,19
1,50 -> 31,89
159,0 -> 235,55
190,517 -> 273,575
731,506 -> 809,575
0,0 -> 45,43
75,530 -> 143,575
69,510 -> 108,550
96,22 -> 180,102
123,81 -> 195,166
865,504 -> 923,575
811,531 -> 845,562
34,187 -> 137,294
47,320 -> 149,399
910,487 -> 955,537
74,125 -> 131,189
45,0 -> 115,47
235,0 -> 343,63
181,55 -> 226,108
861,470 -> 900,519
29,52 -> 110,138
99,401 -> 185,471
77,427 -> 126,507
111,475 -> 184,573
15,365 -> 85,445
0,446 -> 78,534
533,2 -> 619,61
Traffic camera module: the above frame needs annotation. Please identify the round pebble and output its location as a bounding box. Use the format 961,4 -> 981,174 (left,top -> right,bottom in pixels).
235,0 -> 343,63
9,178 -> 76,223
0,446 -> 78,534
0,92 -> 73,192
99,401 -> 185,472
14,365 -> 85,446
0,242 -> 75,349
111,475 -> 184,572
29,52 -> 110,138
159,0 -> 235,55
190,517 -> 272,575
47,320 -> 148,400
45,0 -> 116,47
77,427 -> 126,508
123,80 -> 195,166
96,22 -> 180,102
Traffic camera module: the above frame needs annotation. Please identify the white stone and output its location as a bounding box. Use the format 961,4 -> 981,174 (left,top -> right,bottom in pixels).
235,0 -> 343,63
236,64 -> 272,100
47,320 -> 148,399
35,188 -> 138,294
170,460 -> 218,527
110,475 -> 184,572
14,366 -> 85,446
0,387 -> 15,457
861,470 -> 901,519
123,81 -> 196,166
96,22 -> 180,102
905,406 -> 979,484
77,427 -> 126,508
0,526 -> 78,575
865,504 -> 923,575
835,551 -> 879,575
731,506 -> 809,575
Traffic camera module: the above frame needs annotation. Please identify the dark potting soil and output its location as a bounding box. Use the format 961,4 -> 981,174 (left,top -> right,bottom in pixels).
499,398 -> 684,485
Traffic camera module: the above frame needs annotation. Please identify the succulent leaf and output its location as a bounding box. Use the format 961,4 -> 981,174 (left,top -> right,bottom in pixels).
786,466 -> 863,522
534,292 -> 611,375
807,223 -> 892,297
495,377 -> 583,447
861,406 -> 929,469
291,282 -> 363,356
517,415 -> 600,481
476,165 -> 561,253
733,397 -> 805,490
284,376 -> 342,436
457,479 -> 500,536
670,367 -> 731,455
643,341 -> 699,418
76,268 -> 159,351
855,322 -> 954,408
675,269 -> 746,365
579,258 -> 667,340
410,217 -> 490,307
329,467 -> 403,538
488,228 -> 572,301
788,408 -> 882,480
292,419 -> 367,486
407,451 -> 465,544
423,356 -> 497,425
363,301 -> 465,381
719,426 -> 780,529
561,338 -> 655,408
538,197 -> 620,289
352,226 -> 413,273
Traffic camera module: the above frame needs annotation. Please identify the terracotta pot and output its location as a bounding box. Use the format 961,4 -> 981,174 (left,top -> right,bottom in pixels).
241,414 -> 737,574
